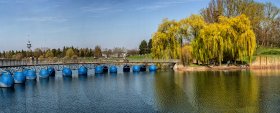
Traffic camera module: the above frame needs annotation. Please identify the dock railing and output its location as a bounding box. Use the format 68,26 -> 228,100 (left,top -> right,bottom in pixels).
0,58 -> 28,67
0,58 -> 179,67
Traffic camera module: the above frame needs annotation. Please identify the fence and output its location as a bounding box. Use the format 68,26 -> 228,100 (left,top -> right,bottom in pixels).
0,58 -> 28,67
251,56 -> 280,68
0,58 -> 179,67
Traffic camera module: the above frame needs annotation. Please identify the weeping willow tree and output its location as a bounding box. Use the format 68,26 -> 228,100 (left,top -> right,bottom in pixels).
219,14 -> 256,63
198,23 -> 225,65
152,15 -> 207,60
181,45 -> 193,65
151,19 -> 181,59
180,15 -> 206,64
184,14 -> 206,40
151,14 -> 256,65
192,14 -> 256,65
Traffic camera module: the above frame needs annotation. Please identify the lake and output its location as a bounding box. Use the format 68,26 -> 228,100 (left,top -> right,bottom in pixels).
1,69 -> 280,113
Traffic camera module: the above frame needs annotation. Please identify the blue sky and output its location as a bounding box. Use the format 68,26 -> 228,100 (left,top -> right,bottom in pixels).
0,0 -> 279,51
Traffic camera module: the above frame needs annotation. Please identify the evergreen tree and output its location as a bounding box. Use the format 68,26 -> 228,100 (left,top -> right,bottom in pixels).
56,48 -> 62,58
139,40 -> 148,55
148,39 -> 152,53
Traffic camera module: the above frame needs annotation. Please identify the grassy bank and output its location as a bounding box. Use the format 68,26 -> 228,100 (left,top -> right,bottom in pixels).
256,47 -> 280,56
234,47 -> 280,64
175,47 -> 280,71
127,54 -> 152,61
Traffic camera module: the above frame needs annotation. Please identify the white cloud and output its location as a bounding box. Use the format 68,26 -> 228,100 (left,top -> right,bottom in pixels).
17,16 -> 67,22
80,6 -> 123,14
136,0 -> 201,11
136,4 -> 167,11
81,7 -> 111,13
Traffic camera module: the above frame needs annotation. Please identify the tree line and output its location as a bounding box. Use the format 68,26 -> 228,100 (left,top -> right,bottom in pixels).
0,39 -> 153,59
0,46 -> 139,60
201,0 -> 280,47
151,0 -> 279,65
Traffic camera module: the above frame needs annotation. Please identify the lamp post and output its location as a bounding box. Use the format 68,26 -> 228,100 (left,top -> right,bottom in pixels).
27,41 -> 32,51
27,40 -> 33,64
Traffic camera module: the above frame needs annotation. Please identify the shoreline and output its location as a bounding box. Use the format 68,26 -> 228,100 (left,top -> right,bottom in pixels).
174,64 -> 280,72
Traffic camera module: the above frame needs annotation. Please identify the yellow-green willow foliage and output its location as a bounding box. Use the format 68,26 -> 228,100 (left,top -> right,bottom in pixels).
194,23 -> 226,64
182,15 -> 207,63
181,45 -> 193,65
151,14 -> 256,64
151,15 -> 205,60
151,19 -> 181,59
220,14 -> 256,63
192,14 -> 256,64
182,14 -> 206,40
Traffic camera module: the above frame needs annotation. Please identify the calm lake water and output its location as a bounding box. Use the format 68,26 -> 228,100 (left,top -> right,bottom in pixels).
1,69 -> 280,113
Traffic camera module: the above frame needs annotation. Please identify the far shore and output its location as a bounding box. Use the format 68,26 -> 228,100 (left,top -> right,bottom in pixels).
174,64 -> 280,71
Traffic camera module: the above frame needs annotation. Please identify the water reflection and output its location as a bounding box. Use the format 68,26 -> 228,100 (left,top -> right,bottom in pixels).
109,73 -> 117,77
95,73 -> 105,78
49,76 -> 55,83
39,78 -> 49,87
63,77 -> 72,83
154,71 -> 194,112
149,71 -> 156,76
25,80 -> 37,91
25,80 -> 38,100
190,71 -> 259,112
158,70 -> 280,113
132,72 -> 140,76
14,84 -> 25,92
251,69 -> 280,76
0,70 -> 280,112
0,87 -> 15,98
78,75 -> 88,81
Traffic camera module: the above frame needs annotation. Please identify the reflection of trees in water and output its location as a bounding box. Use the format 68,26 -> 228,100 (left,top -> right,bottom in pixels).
154,71 -> 194,112
188,71 -> 260,113
251,69 -> 280,76
256,70 -> 280,112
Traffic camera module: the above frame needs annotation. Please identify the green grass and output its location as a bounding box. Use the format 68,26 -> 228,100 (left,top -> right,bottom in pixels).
256,47 -> 280,56
236,47 -> 280,63
242,56 -> 257,64
237,47 -> 280,63
127,54 -> 152,60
